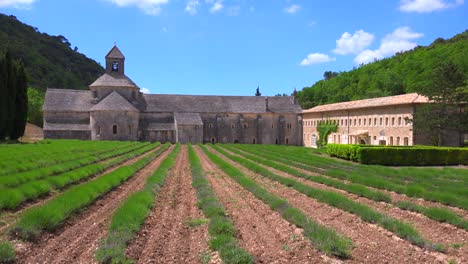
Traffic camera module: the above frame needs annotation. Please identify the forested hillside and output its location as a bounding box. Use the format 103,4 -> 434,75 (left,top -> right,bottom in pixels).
296,30 -> 468,109
0,14 -> 104,90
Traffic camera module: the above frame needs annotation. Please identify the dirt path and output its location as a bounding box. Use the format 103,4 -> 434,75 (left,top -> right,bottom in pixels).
235,147 -> 468,218
14,146 -> 173,264
193,146 -> 334,263
0,145 -> 159,236
207,146 -> 453,264
126,145 -> 210,264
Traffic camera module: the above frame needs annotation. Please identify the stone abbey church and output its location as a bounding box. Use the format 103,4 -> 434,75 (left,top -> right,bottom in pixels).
43,46 -> 303,145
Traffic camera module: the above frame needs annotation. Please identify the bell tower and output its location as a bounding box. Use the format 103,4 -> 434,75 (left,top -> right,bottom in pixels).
105,45 -> 125,75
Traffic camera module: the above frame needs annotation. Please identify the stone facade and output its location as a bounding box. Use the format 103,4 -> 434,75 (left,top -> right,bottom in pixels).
301,93 -> 450,147
43,46 -> 303,145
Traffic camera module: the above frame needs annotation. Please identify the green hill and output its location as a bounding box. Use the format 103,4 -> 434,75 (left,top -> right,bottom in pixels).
296,30 -> 468,109
0,13 -> 104,90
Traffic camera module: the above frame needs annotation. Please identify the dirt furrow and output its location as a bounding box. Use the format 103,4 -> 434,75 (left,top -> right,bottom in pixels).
15,146 -> 173,264
237,148 -> 468,218
208,147 -> 453,264
0,146 -> 159,237
126,145 -> 209,264
194,146 -> 332,263
219,147 -> 468,259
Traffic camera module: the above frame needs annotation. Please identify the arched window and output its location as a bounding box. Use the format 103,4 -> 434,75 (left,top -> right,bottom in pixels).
275,138 -> 279,144
253,138 -> 256,144
93,90 -> 97,98
128,125 -> 132,135
96,126 -> 101,136
286,138 -> 289,144
113,125 -> 117,135
211,137 -> 216,144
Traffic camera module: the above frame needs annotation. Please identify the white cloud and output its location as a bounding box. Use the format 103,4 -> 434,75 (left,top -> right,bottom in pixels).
105,0 -> 169,15
226,5 -> 240,16
354,27 -> 423,64
185,0 -> 199,14
333,30 -> 374,55
208,0 -> 223,13
399,0 -> 464,13
141,87 -> 151,94
0,0 -> 36,9
300,53 -> 336,66
285,4 -> 300,14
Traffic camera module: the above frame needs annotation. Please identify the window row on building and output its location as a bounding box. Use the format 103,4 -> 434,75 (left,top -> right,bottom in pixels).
96,125 -> 132,136
303,115 -> 411,128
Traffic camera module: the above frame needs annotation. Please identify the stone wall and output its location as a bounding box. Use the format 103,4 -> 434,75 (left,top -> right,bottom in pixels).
201,112 -> 302,145
44,130 -> 91,140
44,111 -> 90,124
303,105 -> 415,147
90,110 -> 139,141
177,125 -> 203,144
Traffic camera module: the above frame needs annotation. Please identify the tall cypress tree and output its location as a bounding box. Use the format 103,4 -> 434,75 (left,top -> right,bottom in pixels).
11,62 -> 28,140
4,51 -> 16,140
0,55 -> 6,140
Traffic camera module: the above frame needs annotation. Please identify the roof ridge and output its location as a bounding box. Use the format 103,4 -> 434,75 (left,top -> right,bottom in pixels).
47,88 -> 90,93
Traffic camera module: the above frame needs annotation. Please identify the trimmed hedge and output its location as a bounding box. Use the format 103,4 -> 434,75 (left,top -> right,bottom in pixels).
326,144 -> 468,166
326,144 -> 361,162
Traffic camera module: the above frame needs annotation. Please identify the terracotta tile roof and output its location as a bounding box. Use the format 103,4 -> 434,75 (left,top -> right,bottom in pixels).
89,73 -> 138,88
303,93 -> 429,113
91,91 -> 139,112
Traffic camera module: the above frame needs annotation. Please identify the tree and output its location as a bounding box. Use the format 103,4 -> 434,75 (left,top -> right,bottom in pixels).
413,60 -> 467,146
323,71 -> 339,80
27,88 -> 45,127
11,62 -> 28,140
0,54 -> 6,139
255,86 -> 261,96
5,50 -> 16,139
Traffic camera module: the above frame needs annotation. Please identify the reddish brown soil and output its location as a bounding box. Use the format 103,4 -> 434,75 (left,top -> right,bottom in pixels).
0,145 -> 159,236
13,146 -> 173,264
236,147 -> 468,219
207,146 -> 455,264
219,147 -> 468,259
126,145 -> 211,264
194,146 -> 333,263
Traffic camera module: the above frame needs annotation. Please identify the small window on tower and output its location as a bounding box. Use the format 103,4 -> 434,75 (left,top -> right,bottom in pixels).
112,61 -> 119,72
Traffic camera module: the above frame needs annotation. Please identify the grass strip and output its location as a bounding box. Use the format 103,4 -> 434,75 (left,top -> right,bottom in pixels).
96,144 -> 180,263
12,143 -> 171,241
239,145 -> 468,210
210,145 -> 445,252
221,145 -> 391,203
0,141 -> 137,176
188,144 -> 254,264
0,143 -> 160,210
396,201 -> 468,231
235,145 -> 468,232
0,142 -> 148,188
0,241 -> 15,263
199,145 -> 353,259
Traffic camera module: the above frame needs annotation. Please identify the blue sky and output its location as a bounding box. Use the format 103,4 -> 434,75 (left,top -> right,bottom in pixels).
0,0 -> 467,96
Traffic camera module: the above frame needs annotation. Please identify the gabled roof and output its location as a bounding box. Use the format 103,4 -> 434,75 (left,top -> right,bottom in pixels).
89,73 -> 138,88
143,94 -> 302,114
303,93 -> 429,113
43,89 -> 93,112
91,91 -> 139,112
175,112 -> 203,125
106,45 -> 125,59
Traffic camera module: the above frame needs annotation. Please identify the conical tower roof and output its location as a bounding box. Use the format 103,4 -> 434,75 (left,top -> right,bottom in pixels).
106,45 -> 125,59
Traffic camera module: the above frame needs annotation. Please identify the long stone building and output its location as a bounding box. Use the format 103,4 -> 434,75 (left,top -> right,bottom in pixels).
43,46 -> 303,144
302,93 -> 464,147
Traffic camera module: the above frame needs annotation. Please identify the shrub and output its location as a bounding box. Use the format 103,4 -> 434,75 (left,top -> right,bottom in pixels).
326,144 -> 361,162
0,242 -> 15,263
326,144 -> 468,166
359,146 -> 468,166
